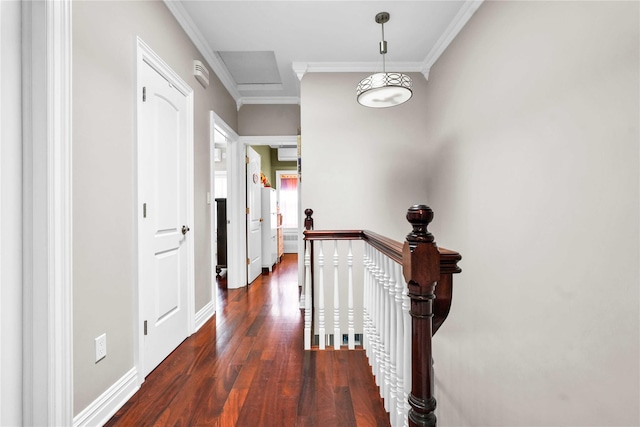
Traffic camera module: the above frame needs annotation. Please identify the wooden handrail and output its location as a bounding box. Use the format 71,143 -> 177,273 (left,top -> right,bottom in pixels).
304,229 -> 460,284
303,205 -> 461,427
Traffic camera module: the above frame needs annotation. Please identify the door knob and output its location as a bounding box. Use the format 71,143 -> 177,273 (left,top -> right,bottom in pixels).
182,225 -> 190,235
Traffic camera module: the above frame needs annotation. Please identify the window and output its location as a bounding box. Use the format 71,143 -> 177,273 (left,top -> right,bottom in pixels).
278,174 -> 298,228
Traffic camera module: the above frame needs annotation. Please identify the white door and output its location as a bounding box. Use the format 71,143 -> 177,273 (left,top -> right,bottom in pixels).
139,59 -> 191,377
246,146 -> 262,284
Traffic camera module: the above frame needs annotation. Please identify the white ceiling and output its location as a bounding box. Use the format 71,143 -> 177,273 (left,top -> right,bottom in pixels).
165,0 -> 483,107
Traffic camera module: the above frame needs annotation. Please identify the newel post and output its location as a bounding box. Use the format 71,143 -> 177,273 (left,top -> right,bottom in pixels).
304,208 -> 314,231
403,205 -> 441,427
304,209 -> 315,279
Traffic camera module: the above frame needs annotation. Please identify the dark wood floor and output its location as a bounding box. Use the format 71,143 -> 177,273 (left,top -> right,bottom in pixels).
105,254 -> 390,427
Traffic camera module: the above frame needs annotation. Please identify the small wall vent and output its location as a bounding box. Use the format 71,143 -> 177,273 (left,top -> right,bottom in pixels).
194,60 -> 209,88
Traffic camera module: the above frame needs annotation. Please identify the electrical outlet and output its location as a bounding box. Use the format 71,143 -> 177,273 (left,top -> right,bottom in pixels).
95,333 -> 107,362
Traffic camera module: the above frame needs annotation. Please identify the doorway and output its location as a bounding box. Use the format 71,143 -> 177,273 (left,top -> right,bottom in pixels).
212,126 -> 228,281
276,170 -> 300,253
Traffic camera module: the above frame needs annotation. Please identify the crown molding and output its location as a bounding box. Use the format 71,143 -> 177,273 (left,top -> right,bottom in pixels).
292,62 -> 308,81
239,135 -> 298,147
292,61 -> 425,81
292,0 -> 483,82
166,0 -> 483,103
163,0 -> 242,102
237,83 -> 284,91
421,0 -> 484,80
238,96 -> 300,108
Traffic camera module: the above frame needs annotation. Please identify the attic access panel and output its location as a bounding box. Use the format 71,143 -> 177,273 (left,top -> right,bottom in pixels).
217,51 -> 282,86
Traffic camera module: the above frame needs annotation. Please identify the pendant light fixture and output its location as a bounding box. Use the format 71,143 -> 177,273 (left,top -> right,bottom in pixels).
356,12 -> 413,108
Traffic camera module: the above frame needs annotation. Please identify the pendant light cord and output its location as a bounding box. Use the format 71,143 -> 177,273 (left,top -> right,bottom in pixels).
380,22 -> 386,74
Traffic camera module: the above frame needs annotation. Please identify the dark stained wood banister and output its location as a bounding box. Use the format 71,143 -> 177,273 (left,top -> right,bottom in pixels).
303,206 -> 461,427
304,229 -> 461,335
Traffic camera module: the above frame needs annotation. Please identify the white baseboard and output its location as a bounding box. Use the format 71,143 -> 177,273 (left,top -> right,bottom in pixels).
194,300 -> 215,332
73,367 -> 139,427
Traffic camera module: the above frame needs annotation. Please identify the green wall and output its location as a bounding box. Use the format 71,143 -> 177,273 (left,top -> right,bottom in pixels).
250,145 -> 296,188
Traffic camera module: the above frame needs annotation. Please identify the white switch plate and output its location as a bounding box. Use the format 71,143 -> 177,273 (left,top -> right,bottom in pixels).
206,192 -> 211,205
95,333 -> 106,362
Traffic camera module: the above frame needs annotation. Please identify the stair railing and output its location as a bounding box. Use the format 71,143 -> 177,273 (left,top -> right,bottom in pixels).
302,205 -> 461,427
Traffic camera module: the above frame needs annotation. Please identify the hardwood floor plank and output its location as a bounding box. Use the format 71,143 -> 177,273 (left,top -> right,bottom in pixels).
297,351 -> 317,423
106,254 -> 390,427
348,351 -> 391,427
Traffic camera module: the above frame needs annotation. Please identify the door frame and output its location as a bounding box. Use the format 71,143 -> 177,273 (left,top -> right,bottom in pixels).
135,37 -> 195,381
234,136 -> 297,287
210,112 -> 245,289
275,170 -> 301,254
21,0 -> 73,424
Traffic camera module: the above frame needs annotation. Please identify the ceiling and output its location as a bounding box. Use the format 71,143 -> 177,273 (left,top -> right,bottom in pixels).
164,1 -> 483,107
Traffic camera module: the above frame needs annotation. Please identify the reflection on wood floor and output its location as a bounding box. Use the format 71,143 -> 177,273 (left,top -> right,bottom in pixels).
106,254 -> 390,427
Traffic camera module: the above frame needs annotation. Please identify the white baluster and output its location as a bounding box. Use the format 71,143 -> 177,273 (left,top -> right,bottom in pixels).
318,241 -> 325,350
363,245 -> 370,357
372,249 -> 382,386
304,242 -> 312,350
387,255 -> 398,424
347,241 -> 355,350
395,261 -> 406,426
333,240 -> 340,350
369,248 -> 378,381
382,253 -> 391,411
402,261 -> 412,427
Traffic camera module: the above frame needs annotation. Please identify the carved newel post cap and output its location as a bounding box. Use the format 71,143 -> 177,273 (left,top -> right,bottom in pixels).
304,208 -> 314,231
406,204 -> 435,244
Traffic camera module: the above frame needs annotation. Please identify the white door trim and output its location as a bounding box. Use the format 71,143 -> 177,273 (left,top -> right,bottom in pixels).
21,0 -> 73,425
210,112 -> 246,289
275,170 -> 302,255
135,37 -> 195,381
238,135 -> 298,147
206,112 -> 238,320
230,136 -> 296,288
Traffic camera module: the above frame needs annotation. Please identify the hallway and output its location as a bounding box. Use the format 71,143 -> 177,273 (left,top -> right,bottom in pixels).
105,254 -> 390,426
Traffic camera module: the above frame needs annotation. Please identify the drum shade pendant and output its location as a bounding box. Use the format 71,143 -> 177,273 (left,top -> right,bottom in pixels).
356,12 -> 413,108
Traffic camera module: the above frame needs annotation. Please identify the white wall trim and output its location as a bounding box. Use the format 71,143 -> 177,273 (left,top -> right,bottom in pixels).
209,114 -> 217,323
421,0 -> 484,80
210,111 -> 246,289
275,170 -> 301,255
135,37 -> 196,379
194,300 -> 215,332
1,0 -> 4,418
208,111 -> 238,319
72,368 -> 139,427
164,0 -> 481,101
210,111 -> 239,142
0,2 -> 25,424
227,138 -> 246,289
239,135 -> 298,147
291,1 -> 483,81
22,0 -> 73,425
292,61 -> 425,80
238,96 -> 300,107
162,0 -> 241,102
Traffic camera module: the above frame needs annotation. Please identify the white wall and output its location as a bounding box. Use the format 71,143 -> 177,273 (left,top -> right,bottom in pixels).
301,72 -> 432,240
238,104 -> 300,136
301,1 -> 639,425
0,1 -> 23,424
423,2 -> 639,425
72,0 -> 237,416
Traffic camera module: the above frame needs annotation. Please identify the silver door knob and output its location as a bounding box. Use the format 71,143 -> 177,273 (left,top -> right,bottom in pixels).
181,225 -> 190,235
